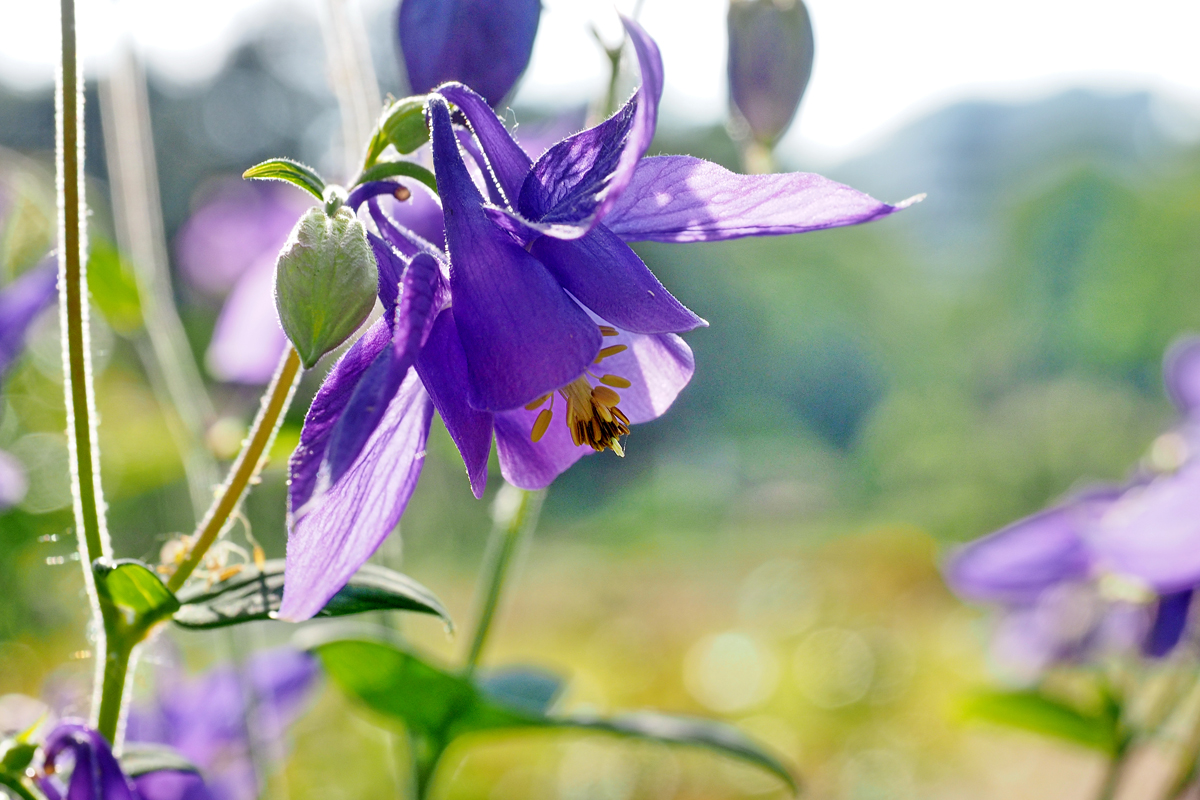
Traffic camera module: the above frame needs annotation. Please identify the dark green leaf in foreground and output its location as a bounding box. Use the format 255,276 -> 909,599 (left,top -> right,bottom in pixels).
305,632 -> 796,792
243,158 -> 325,201
94,560 -> 180,624
119,744 -> 200,777
960,689 -> 1120,754
0,739 -> 36,776
353,161 -> 438,194
173,560 -> 451,630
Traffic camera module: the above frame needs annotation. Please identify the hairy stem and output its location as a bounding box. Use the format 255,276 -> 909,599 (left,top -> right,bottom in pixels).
464,485 -> 544,674
167,347 -> 302,593
94,636 -> 133,745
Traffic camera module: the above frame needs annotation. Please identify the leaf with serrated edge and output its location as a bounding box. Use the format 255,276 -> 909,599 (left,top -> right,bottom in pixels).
243,158 -> 325,200
173,560 -> 451,630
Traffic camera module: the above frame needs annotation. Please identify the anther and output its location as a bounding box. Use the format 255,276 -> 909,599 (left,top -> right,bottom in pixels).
531,408 -> 553,442
592,386 -> 620,407
525,394 -> 550,411
595,344 -> 627,363
599,325 -> 619,337
600,374 -> 631,388
394,185 -> 412,202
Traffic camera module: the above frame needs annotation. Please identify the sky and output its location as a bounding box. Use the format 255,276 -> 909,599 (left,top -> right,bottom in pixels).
1,0 -> 1198,164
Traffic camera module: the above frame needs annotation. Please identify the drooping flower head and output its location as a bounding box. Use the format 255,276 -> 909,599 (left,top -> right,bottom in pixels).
278,17 -> 918,622
398,0 -> 541,108
946,335 -> 1200,674
727,0 -> 815,146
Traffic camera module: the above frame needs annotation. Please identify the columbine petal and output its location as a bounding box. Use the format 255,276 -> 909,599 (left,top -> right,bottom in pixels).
0,259 -> 56,376
367,201 -> 443,263
945,503 -> 1100,604
326,252 -> 441,482
529,225 -> 705,335
436,82 -> 531,203
1089,463 -> 1200,593
398,0 -> 540,108
205,256 -> 287,384
289,319 -> 392,513
1144,589 -> 1193,658
281,369 -> 433,621
415,309 -> 492,498
1164,336 -> 1200,419
428,96 -> 600,411
132,771 -> 213,800
493,325 -> 694,489
603,156 -> 922,243
42,723 -> 138,800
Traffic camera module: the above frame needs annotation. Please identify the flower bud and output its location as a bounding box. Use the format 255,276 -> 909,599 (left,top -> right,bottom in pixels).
398,0 -> 541,107
275,207 -> 378,369
727,0 -> 815,146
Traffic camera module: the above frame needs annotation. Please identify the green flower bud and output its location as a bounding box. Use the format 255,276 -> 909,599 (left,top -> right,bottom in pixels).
275,206 -> 378,369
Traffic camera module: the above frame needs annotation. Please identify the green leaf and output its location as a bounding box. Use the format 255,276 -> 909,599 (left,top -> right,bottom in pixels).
352,161 -> 438,195
305,632 -> 798,792
94,560 -> 180,624
0,739 -> 36,775
87,238 -> 142,334
554,713 -> 797,793
243,158 -> 325,201
960,689 -> 1120,754
379,96 -> 430,156
174,560 -> 451,630
119,744 -> 200,777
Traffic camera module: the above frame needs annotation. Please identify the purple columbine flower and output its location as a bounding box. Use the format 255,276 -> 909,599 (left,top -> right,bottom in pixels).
39,722 -> 212,800
727,0 -> 815,146
278,16 -> 918,622
398,0 -> 541,108
946,336 -> 1200,669
125,648 -> 318,800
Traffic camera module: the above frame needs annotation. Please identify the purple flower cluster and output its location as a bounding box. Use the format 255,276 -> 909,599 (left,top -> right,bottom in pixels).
278,17 -> 918,621
38,723 -> 210,800
946,337 -> 1200,675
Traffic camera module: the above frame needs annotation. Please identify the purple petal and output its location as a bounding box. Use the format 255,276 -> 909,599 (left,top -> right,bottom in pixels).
281,369 -> 433,621
727,0 -> 814,145
0,260 -> 57,376
504,16 -> 663,241
1164,336 -> 1200,419
242,648 -> 320,740
1144,589 -> 1193,658
415,309 -> 493,498
133,772 -> 213,800
436,83 -> 532,203
399,0 -> 540,108
367,201 -> 443,263
1089,463 -> 1200,593
945,504 -> 1100,604
289,319 -> 392,512
529,225 -> 705,334
0,448 -> 28,510
326,252 -> 441,482
493,326 -> 694,489
603,156 -> 922,243
429,96 -> 601,411
43,722 -> 138,800
205,257 -> 288,384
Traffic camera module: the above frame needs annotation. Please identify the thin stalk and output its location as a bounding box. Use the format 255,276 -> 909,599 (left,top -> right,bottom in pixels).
463,484 -> 544,675
94,636 -> 133,744
99,45 -> 219,516
320,0 -> 382,178
58,0 -> 112,731
167,346 -> 302,593
1095,747 -> 1128,800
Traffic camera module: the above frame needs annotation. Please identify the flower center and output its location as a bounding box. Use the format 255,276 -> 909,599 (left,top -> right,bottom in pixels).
525,326 -> 633,455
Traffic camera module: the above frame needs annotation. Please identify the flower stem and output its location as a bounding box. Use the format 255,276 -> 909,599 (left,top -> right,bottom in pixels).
94,635 -> 133,745
463,484 -> 544,675
167,346 -> 302,593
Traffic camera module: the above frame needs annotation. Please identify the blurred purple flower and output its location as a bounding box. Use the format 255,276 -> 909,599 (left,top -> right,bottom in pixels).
126,648 -> 318,800
175,182 -> 308,384
727,0 -> 815,146
280,18 -> 916,621
946,335 -> 1200,669
38,722 -> 211,800
398,0 -> 540,108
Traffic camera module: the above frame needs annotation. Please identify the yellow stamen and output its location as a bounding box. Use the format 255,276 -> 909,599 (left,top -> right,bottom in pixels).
531,408 -> 553,442
595,344 -> 627,363
253,545 -> 266,571
599,325 -> 619,337
394,185 -> 412,202
600,374 -> 631,388
525,394 -> 550,411
611,439 -> 625,457
595,403 -> 613,422
592,385 -> 620,407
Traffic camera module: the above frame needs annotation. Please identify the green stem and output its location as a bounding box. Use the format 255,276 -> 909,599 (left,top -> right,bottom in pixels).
0,774 -> 44,800
167,346 -> 302,593
94,635 -> 133,745
463,484 -> 544,675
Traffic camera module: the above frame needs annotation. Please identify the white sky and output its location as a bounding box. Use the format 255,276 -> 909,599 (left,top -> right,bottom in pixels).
1,0 -> 1198,164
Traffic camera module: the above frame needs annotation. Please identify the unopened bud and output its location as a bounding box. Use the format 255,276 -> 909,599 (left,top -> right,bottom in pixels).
727,0 -> 814,146
275,207 -> 378,369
